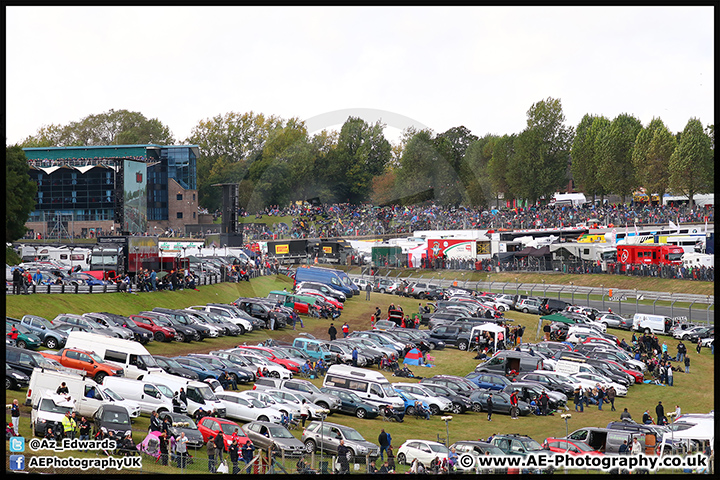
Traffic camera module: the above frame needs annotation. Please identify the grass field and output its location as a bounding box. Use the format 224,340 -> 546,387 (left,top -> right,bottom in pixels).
5,274 -> 714,474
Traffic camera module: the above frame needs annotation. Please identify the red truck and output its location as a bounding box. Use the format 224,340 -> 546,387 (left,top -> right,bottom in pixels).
616,244 -> 684,266
39,347 -> 124,383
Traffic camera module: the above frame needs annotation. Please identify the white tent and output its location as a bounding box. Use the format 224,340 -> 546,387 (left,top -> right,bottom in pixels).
470,323 -> 507,351
657,418 -> 714,458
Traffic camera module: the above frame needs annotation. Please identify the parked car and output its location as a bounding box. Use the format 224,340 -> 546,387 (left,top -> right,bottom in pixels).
152,355 -> 200,380
515,298 -> 542,314
542,437 -> 604,455
464,372 -> 514,391
6,320 -> 42,349
319,386 -> 379,419
197,416 -> 248,451
242,421 -> 305,456
214,391 -> 282,423
396,439 -> 450,466
158,411 -> 205,448
469,389 -> 531,416
14,315 -> 68,349
414,382 -> 473,414
302,420 -> 380,460
450,440 -> 506,472
6,364 -> 30,390
595,312 -> 625,329
130,314 -> 178,342
92,404 -> 132,437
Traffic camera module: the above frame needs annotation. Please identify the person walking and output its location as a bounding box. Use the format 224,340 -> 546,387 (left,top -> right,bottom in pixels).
607,386 -> 616,411
486,393 -> 494,421
684,355 -> 691,373
328,323 -> 337,341
378,429 -> 390,461
365,282 -> 372,300
342,322 -> 350,338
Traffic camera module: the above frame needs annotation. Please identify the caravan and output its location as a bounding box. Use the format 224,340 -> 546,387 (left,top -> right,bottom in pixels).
64,331 -> 164,379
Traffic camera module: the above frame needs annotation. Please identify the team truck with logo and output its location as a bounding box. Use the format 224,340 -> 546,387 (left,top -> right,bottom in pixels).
616,244 -> 684,266
90,235 -> 160,281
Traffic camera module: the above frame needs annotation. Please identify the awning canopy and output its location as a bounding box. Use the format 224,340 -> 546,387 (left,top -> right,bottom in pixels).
537,313 -> 575,339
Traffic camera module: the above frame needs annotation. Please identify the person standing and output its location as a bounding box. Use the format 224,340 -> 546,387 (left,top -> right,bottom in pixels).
241,439 -> 254,474
631,437 -> 642,455
176,431 -> 188,468
486,393 -> 494,421
667,362 -> 673,386
539,391 -> 550,416
656,401 -> 666,425
342,322 -> 350,338
378,429 -> 390,461
12,267 -> 22,295
207,436 -> 217,473
300,400 -> 309,427
365,282 -> 372,300
352,347 -> 359,367
228,438 -> 240,474
607,386 -> 616,411
674,404 -> 681,419
328,323 -> 337,341
10,399 -> 20,436
78,416 -> 91,451
337,439 -> 350,474
696,339 -> 702,355
150,411 -> 162,432
150,269 -> 157,291
214,429 -> 225,466
509,390 -> 519,419
158,431 -> 169,466
684,355 -> 691,374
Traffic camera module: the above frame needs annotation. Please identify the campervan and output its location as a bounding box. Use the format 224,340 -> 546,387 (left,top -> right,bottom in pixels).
26,368 -> 141,418
64,331 -> 164,379
322,364 -> 404,410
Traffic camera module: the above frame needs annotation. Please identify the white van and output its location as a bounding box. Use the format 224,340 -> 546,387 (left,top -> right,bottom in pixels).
64,331 -> 164,379
322,364 -> 404,410
142,372 -> 227,416
632,314 -> 672,335
102,376 -> 176,415
31,392 -> 77,437
26,368 -> 141,418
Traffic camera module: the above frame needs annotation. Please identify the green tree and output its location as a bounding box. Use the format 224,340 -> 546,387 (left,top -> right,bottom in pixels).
571,114 -> 603,198
596,113 -> 643,202
6,146 -> 38,241
487,134 -> 515,206
21,109 -> 175,147
633,118 -> 676,201
462,134 -> 498,207
436,126 -> 479,206
507,97 -> 573,204
394,130 -> 440,205
669,118 -> 714,208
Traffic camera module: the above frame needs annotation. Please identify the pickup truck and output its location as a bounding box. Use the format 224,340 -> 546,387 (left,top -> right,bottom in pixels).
39,347 -> 124,383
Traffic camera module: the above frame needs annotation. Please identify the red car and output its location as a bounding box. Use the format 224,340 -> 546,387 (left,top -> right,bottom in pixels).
605,359 -> 644,384
197,416 -> 249,451
542,438 -> 604,455
233,345 -> 300,373
299,291 -> 344,310
130,314 -> 177,342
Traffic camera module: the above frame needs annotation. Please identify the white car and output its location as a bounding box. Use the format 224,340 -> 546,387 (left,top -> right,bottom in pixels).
186,305 -> 253,334
214,391 -> 283,423
569,372 -> 628,396
595,312 -> 625,329
494,294 -> 517,308
397,439 -> 450,466
392,383 -> 453,415
222,349 -> 293,379
239,390 -> 301,418
263,389 -> 323,419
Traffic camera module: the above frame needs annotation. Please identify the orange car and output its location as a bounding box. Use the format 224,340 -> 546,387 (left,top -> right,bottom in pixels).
39,347 -> 123,383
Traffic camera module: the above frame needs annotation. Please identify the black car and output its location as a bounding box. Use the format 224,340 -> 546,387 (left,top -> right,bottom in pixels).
152,308 -> 211,340
6,364 -> 30,390
158,411 -> 205,448
6,345 -> 57,377
139,311 -> 198,342
470,389 -> 531,416
517,372 -> 575,397
539,298 -> 571,315
93,404 -> 132,437
153,355 -> 200,380
427,324 -> 473,349
688,326 -> 714,344
234,298 -> 287,329
187,354 -> 255,383
420,375 -> 478,397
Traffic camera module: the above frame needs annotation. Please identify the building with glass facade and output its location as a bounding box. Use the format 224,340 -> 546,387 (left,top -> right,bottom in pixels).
23,144 -> 199,239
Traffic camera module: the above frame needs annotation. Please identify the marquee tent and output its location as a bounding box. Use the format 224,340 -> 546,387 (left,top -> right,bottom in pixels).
657,419 -> 714,458
470,323 -> 507,351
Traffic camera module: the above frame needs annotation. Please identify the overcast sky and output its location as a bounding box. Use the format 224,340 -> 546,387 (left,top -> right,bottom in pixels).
5,6 -> 714,147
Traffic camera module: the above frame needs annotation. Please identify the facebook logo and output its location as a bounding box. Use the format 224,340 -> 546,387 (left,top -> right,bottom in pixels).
9,455 -> 25,471
10,436 -> 25,452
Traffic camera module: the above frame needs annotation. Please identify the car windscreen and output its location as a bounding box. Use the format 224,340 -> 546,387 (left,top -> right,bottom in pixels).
102,409 -> 130,425
430,443 -> 450,453
269,426 -> 294,438
340,428 -> 365,442
39,399 -> 73,414
522,438 -> 544,451
220,422 -> 238,435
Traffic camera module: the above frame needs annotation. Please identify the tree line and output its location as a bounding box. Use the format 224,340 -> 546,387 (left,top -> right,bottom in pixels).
13,99 -> 714,219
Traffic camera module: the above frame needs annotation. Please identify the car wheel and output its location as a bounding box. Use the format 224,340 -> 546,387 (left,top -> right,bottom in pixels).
237,325 -> 246,335
94,372 -> 107,384
428,342 -> 435,351
450,403 -> 463,414
458,340 -> 469,351
405,405 -> 416,416
380,289 -> 386,294
17,340 -> 27,349
355,408 -> 367,419
258,415 -> 269,422
682,334 -> 689,340
522,308 -> 529,313
45,337 -> 58,349
176,332 -> 186,342
472,403 -> 483,413
396,453 -> 407,465
6,377 -> 15,390
304,439 -> 316,454
193,332 -> 201,342
269,371 -> 280,378
429,405 -> 441,416
154,332 -> 166,342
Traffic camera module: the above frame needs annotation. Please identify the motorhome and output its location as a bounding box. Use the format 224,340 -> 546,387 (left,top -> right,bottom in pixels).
322,364 -> 405,410
64,331 -> 164,379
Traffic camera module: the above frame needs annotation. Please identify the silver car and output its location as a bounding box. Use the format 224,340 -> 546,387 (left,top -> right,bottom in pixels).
241,421 -> 305,457
301,421 -> 380,459
51,314 -> 124,339
515,298 -> 541,314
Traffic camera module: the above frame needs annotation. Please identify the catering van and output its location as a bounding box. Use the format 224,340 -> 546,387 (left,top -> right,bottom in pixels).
26,368 -> 141,418
142,372 -> 227,416
102,376 -> 176,415
64,331 -> 164,379
322,364 -> 404,410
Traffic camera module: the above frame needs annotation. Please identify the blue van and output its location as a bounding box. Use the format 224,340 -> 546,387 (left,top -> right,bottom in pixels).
294,266 -> 356,297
